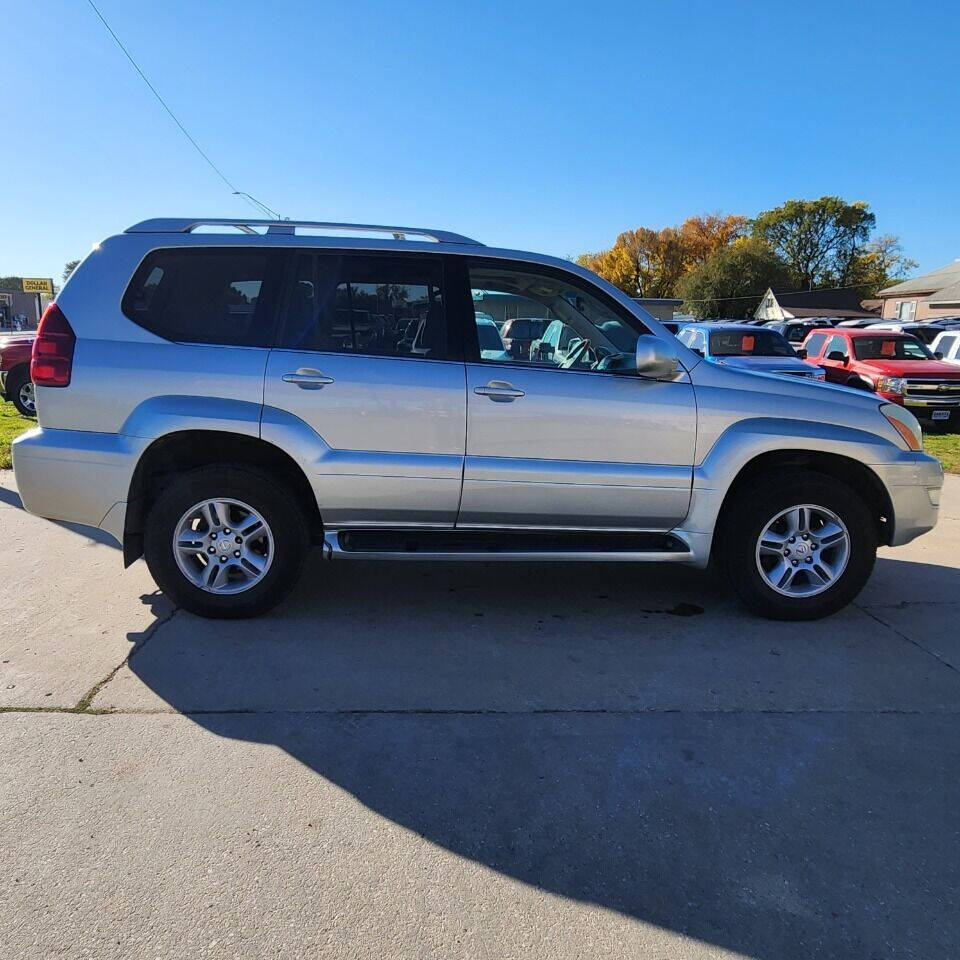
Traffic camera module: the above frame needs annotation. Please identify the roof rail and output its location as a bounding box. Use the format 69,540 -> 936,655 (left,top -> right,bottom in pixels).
124,218 -> 483,245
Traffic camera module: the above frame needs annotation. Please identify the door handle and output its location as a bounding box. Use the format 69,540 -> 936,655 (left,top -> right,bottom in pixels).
281,368 -> 335,390
474,381 -> 525,402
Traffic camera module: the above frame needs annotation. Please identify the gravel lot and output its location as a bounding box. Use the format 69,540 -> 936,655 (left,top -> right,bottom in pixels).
2,468 -> 959,959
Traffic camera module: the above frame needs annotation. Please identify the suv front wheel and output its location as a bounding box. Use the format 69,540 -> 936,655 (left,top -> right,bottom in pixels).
719,472 -> 877,620
143,465 -> 309,618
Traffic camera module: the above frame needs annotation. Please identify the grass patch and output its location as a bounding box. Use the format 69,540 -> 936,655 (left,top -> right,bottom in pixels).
924,432 -> 960,474
0,403 -> 35,469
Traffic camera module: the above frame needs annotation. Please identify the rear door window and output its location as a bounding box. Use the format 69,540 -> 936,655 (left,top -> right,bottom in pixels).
122,248 -> 283,346
279,253 -> 450,360
938,335 -> 958,358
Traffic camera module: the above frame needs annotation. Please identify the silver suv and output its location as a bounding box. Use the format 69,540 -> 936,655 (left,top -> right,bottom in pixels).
12,218 -> 943,620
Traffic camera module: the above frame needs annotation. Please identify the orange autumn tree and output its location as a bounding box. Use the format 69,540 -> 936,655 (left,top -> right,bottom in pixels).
577,214 -> 747,297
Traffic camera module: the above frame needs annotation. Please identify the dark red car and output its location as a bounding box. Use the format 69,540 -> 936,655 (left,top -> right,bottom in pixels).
0,333 -> 36,416
801,327 -> 960,429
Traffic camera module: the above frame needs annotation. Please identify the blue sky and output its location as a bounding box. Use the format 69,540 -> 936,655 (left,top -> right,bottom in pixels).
2,0 -> 959,284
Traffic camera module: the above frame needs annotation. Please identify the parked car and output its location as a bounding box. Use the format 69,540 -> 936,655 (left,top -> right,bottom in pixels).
12,217 -> 942,622
801,328 -> 960,428
763,319 -> 831,344
930,330 -> 960,366
0,333 -> 37,416
476,314 -> 510,361
865,321 -> 946,345
676,323 -> 825,380
499,317 -> 548,359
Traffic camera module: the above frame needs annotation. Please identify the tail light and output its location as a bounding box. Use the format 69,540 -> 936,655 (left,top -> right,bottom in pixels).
31,303 -> 76,387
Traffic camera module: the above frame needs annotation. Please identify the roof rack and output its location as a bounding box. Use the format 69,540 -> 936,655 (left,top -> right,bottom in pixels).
124,218 -> 483,245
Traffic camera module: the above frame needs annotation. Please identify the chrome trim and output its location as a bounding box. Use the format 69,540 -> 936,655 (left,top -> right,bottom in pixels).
903,378 -> 960,401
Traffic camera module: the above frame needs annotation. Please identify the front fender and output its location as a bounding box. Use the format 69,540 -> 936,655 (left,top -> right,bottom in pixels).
694,416 -> 906,496
673,417 -> 913,560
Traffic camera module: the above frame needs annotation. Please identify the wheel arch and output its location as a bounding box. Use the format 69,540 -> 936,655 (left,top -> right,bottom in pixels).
718,449 -> 894,548
123,430 -> 323,566
3,361 -> 30,396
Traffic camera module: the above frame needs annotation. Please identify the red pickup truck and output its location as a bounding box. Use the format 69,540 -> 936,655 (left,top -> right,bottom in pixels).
0,333 -> 36,416
801,327 -> 960,429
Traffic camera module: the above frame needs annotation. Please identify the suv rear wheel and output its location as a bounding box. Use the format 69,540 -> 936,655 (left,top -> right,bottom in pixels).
719,472 -> 877,620
143,465 -> 309,618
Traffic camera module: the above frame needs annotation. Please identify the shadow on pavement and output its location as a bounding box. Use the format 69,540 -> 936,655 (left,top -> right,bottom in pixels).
123,555 -> 960,959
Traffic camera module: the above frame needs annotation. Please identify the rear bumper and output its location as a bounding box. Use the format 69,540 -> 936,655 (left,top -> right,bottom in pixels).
872,454 -> 943,546
11,427 -> 146,545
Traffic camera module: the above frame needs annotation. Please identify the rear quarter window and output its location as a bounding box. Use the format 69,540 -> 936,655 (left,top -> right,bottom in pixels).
122,248 -> 283,347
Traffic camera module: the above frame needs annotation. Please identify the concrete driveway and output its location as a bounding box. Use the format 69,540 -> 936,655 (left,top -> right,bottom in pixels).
2,468 -> 959,959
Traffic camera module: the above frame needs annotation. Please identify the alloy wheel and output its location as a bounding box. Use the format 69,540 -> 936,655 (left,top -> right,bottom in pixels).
19,381 -> 35,414
173,498 -> 274,594
755,503 -> 850,598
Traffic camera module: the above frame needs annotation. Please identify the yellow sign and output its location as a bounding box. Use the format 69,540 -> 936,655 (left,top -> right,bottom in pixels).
22,278 -> 53,295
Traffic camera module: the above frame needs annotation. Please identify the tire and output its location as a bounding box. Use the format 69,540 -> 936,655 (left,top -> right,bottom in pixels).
143,464 -> 310,619
7,366 -> 36,417
718,471 -> 877,620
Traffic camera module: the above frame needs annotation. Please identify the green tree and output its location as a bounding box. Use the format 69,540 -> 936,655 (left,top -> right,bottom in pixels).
62,260 -> 80,283
752,197 -> 875,289
846,234 -> 918,297
0,276 -> 23,290
676,237 -> 792,319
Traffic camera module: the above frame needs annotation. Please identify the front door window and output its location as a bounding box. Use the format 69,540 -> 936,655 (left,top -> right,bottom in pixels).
468,264 -> 646,373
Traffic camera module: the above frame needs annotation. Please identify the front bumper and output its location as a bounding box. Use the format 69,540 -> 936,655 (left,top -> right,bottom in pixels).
11,427 -> 147,545
872,454 -> 944,546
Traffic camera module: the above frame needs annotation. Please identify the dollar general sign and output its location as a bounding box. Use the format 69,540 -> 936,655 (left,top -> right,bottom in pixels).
22,278 -> 53,295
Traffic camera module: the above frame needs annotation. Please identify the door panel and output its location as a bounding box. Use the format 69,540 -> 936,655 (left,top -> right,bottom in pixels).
460,362 -> 696,530
262,251 -> 466,529
263,352 -> 466,527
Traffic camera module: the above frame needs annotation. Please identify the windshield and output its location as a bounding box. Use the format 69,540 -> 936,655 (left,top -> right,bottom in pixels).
477,323 -> 504,351
853,337 -> 933,361
709,330 -> 795,358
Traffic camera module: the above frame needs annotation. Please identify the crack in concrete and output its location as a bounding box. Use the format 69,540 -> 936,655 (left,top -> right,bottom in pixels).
3,598 -> 957,718
70,602 -> 181,714
856,602 -> 959,675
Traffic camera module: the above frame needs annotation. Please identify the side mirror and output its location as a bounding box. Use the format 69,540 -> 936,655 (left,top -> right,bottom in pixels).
935,351 -> 944,360
796,348 -> 808,359
635,334 -> 681,379
826,350 -> 848,363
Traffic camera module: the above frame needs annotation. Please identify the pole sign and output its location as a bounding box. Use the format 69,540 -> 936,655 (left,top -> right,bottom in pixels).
22,278 -> 53,295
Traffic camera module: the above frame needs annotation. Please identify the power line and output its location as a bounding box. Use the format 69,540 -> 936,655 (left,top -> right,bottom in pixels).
85,0 -> 275,218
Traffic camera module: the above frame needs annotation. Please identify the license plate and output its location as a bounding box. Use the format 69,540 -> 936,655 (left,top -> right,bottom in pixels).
932,410 -> 951,421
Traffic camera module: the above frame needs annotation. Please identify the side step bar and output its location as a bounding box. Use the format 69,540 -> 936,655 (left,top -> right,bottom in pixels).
322,528 -> 693,562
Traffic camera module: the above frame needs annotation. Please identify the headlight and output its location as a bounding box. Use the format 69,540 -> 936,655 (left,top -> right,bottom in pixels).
881,403 -> 923,452
875,376 -> 906,395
